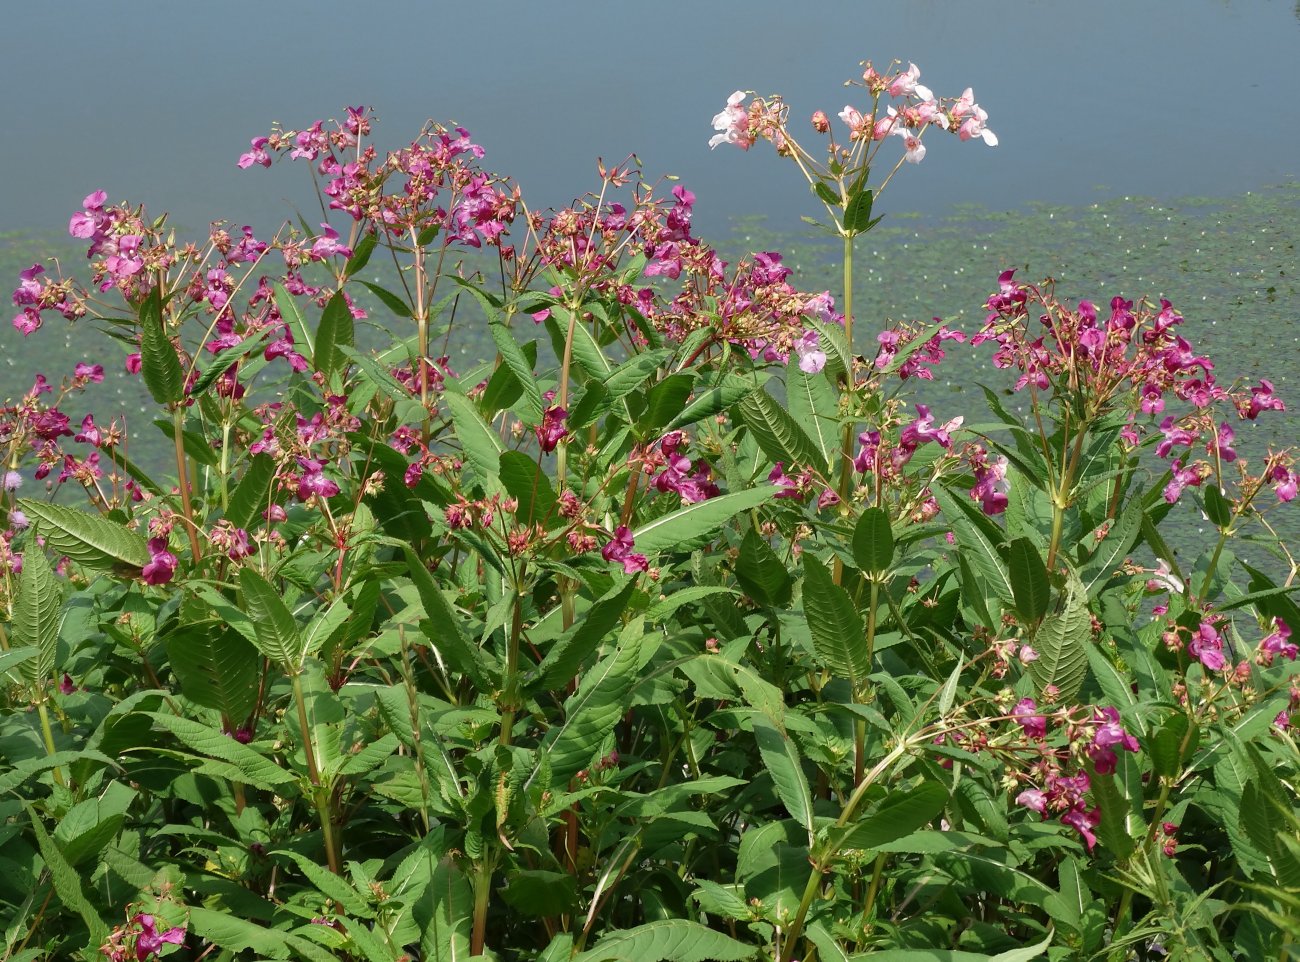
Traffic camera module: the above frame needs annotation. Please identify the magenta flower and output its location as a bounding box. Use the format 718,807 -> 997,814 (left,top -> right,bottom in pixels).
1011,698 -> 1047,739
601,525 -> 648,574
535,404 -> 569,454
141,538 -> 178,587
1188,622 -> 1226,671
131,913 -> 185,959
296,458 -> 340,501
237,136 -> 272,169
1259,619 -> 1297,665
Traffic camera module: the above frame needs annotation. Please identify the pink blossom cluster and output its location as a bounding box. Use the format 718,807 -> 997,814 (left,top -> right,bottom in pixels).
647,432 -> 720,504
710,60 -> 997,169
99,911 -> 185,962
1008,700 -> 1141,850
241,108 -> 518,249
602,525 -> 648,574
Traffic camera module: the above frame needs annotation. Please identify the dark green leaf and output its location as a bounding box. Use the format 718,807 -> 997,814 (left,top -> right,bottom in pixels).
343,231 -> 377,277
631,486 -> 777,555
1007,537 -> 1050,622
315,291 -> 355,381
18,499 -> 150,571
166,622 -> 260,722
532,579 -> 636,691
226,453 -> 279,531
1028,573 -> 1090,701
836,782 -> 949,852
12,549 -> 63,687
489,321 -> 543,422
358,280 -> 413,319
802,554 -> 870,689
853,507 -> 895,576
499,450 -> 557,527
643,373 -> 695,430
239,568 -> 304,670
576,920 -> 752,962
444,392 -> 504,491
843,186 -> 875,234
666,374 -> 757,431
733,388 -> 823,470
138,284 -> 184,404
735,529 -> 792,608
752,716 -> 814,841
399,543 -> 493,691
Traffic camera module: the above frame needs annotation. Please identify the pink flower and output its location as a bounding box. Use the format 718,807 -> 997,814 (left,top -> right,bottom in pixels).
12,308 -> 41,335
309,223 -> 353,260
141,538 -> 178,586
887,63 -> 933,102
794,330 -> 826,374
1011,698 -> 1046,739
237,136 -> 272,169
131,913 -> 186,959
601,525 -> 648,574
709,91 -> 752,150
1259,619 -> 1297,665
1188,622 -> 1226,672
1015,788 -> 1047,814
535,404 -> 569,453
951,88 -> 998,145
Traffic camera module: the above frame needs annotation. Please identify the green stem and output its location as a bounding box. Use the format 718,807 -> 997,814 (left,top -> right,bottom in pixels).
854,580 -> 880,787
499,561 -> 527,747
35,700 -> 65,787
291,673 -> 341,875
171,407 -> 202,564
860,851 -> 887,942
834,230 -> 856,586
470,852 -> 496,956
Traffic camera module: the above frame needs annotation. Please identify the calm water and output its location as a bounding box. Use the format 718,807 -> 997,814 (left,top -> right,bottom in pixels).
2,1 -> 1298,239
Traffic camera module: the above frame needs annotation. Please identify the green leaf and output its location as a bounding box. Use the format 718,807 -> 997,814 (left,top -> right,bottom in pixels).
735,529 -> 793,607
631,485 -> 777,555
835,781 -> 949,852
934,485 -> 1015,610
532,579 -> 636,691
546,307 -> 613,379
166,622 -> 260,721
151,712 -> 296,790
802,554 -> 870,689
17,499 -> 150,571
501,870 -> 579,918
443,392 -> 504,491
272,849 -> 375,918
853,507 -> 895,576
489,320 -> 544,422
1084,645 -> 1138,716
666,374 -> 756,431
601,348 -> 672,401
1202,484 -> 1232,528
786,360 -> 838,469
1147,712 -> 1192,778
752,715 -> 814,843
1007,537 -> 1050,622
412,855 -> 473,962
575,920 -> 752,962
27,807 -> 109,953
343,231 -> 377,277
315,291 -> 355,382
138,284 -> 184,404
239,568 -> 305,670
540,633 -> 643,785
358,280 -> 413,319
1028,572 -> 1091,701
843,186 -> 875,234
733,388 -> 824,470
151,417 -> 219,466
226,453 -> 279,530
398,543 -> 492,691
1080,495 -> 1144,598
812,181 -> 840,207
12,549 -> 63,687
644,373 -> 695,430
499,450 -> 557,527
53,780 -> 137,868
275,281 -> 315,358
190,332 -> 268,397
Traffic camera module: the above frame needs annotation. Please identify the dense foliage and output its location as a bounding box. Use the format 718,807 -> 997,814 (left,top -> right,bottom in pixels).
1,61 -> 1297,962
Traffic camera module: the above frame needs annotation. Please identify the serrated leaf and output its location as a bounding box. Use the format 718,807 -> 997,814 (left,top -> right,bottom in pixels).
1028,573 -> 1090,701
488,321 -> 543,422
576,920 -> 752,962
934,485 -> 1015,610
752,715 -> 814,844
532,579 -> 636,691
1147,712 -> 1191,778
443,392 -> 503,491
853,507 -> 895,576
786,360 -> 838,469
733,388 -> 823,470
239,568 -> 305,670
275,281 -> 315,358
1008,537 -> 1050,622
802,554 -> 870,689
190,331 -> 268,397
226,453 -> 278,530
630,485 -> 777,555
12,549 -> 63,687
835,782 -> 949,852
735,529 -> 792,608
18,499 -> 150,571
666,374 -> 756,431
151,712 -> 296,790
538,633 -> 642,785
315,291 -> 355,381
499,450 -> 557,527
643,373 -> 695,430
1080,496 -> 1144,598
843,186 -> 875,234
166,622 -> 260,721
398,543 -> 493,691
53,780 -> 136,868
343,231 -> 377,277
272,848 -> 375,917
138,284 -> 184,404
601,348 -> 671,401
27,806 -> 108,953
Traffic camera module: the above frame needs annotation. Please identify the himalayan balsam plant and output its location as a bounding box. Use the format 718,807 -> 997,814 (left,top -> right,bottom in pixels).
0,58 -> 1296,962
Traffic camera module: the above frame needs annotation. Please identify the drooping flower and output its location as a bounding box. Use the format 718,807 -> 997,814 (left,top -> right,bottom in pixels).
709,91 -> 752,150
141,538 -> 178,586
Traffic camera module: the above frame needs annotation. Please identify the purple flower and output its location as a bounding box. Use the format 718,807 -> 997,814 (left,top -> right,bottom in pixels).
1188,622 -> 1226,671
601,525 -> 648,574
1011,698 -> 1047,739
141,538 -> 178,586
535,404 -> 569,454
131,913 -> 185,959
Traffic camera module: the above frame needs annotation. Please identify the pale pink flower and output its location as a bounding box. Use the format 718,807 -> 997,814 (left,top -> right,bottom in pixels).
709,91 -> 752,150
887,63 -> 933,102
